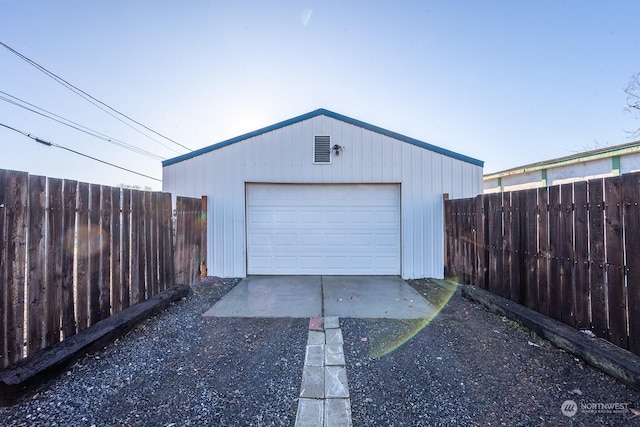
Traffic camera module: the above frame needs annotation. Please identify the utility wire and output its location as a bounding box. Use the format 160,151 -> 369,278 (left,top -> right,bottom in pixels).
0,122 -> 161,182
0,40 -> 192,153
0,91 -> 165,160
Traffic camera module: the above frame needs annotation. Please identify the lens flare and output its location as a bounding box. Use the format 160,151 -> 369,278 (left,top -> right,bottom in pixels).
301,9 -> 313,26
366,279 -> 459,358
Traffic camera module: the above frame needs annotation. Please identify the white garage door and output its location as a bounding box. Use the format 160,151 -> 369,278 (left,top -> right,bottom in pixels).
246,184 -> 400,275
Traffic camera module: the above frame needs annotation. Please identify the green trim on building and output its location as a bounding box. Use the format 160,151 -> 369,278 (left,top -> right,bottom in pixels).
498,177 -> 502,192
612,156 -> 621,176
541,169 -> 547,187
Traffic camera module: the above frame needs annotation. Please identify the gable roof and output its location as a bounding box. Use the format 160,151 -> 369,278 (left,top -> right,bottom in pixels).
162,108 -> 484,167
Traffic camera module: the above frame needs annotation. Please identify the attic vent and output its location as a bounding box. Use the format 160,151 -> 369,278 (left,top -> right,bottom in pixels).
314,135 -> 331,163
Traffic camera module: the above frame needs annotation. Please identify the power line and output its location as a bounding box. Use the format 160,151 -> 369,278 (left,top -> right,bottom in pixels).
0,40 -> 192,153
0,90 -> 166,160
0,122 -> 161,182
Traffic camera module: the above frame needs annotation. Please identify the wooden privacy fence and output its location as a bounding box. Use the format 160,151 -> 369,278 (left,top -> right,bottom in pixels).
0,169 -> 174,369
174,196 -> 207,286
445,172 -> 640,357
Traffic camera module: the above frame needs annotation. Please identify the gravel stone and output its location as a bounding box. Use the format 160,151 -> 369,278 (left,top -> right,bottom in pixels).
0,278 -> 307,427
3,277 -> 639,426
343,278 -> 640,426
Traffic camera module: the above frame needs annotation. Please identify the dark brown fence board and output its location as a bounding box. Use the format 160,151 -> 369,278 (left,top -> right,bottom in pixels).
487,193 -> 503,297
75,182 -> 90,331
144,192 -> 153,298
548,185 -> 562,322
559,184 -> 575,327
130,190 -> 143,305
522,189 -> 537,309
110,187 -> 122,314
0,169 -> 7,366
163,193 -> 172,288
99,186 -> 112,320
61,180 -> 77,338
150,193 -> 159,296
573,181 -> 589,329
474,195 -> 485,288
588,178 -> 608,339
153,194 -> 162,292
121,188 -> 131,310
604,176 -> 627,348
88,184 -> 101,326
45,178 -> 63,348
6,171 -> 28,366
537,187 -> 550,317
623,172 -> 640,355
27,175 -> 46,355
502,192 -> 514,300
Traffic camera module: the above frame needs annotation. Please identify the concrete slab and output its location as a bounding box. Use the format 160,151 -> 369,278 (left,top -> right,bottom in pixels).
323,276 -> 436,319
325,366 -> 349,398
300,366 -> 325,398
203,275 -> 436,319
203,276 -> 322,318
295,398 -> 324,427
324,398 -> 352,427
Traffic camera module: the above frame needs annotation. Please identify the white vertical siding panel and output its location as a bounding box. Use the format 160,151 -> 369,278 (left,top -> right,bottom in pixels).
400,141 -> 414,278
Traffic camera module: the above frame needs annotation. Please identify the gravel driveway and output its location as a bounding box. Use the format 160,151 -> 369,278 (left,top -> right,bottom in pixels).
1,277 -> 639,426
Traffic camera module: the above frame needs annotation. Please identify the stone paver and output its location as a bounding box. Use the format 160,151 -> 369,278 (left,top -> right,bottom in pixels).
325,366 -> 349,398
325,328 -> 343,345
324,317 -> 340,329
307,330 -> 325,345
325,344 -> 345,366
300,366 -> 324,398
324,399 -> 353,427
305,344 -> 325,367
295,398 -> 324,427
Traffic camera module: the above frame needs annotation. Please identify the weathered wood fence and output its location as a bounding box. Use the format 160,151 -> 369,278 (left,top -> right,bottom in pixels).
174,196 -> 207,286
0,168 -> 205,369
445,172 -> 640,356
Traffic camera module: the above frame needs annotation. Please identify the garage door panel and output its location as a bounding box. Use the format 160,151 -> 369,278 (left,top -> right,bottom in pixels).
247,184 -> 400,275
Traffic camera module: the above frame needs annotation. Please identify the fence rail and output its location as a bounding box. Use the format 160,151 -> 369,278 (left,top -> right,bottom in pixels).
445,172 -> 640,357
0,169 -> 175,369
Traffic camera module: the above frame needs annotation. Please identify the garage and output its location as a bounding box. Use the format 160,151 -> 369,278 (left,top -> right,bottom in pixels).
163,108 -> 483,279
246,183 -> 401,275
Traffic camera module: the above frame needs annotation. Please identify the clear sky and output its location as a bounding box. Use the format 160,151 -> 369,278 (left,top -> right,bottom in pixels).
1,1 -> 639,190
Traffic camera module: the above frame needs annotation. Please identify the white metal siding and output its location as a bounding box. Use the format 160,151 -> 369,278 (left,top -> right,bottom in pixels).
162,115 -> 483,279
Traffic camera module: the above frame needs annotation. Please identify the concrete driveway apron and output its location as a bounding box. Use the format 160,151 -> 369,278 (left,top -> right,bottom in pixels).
202,275 -> 435,426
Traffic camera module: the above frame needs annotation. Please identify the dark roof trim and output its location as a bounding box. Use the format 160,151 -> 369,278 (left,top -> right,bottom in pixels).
162,108 -> 484,167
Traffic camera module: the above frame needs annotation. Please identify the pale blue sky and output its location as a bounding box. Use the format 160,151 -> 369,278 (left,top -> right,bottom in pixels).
1,1 -> 639,189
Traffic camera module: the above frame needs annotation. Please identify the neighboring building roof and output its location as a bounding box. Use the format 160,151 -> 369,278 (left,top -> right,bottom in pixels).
484,139 -> 640,180
162,108 -> 484,167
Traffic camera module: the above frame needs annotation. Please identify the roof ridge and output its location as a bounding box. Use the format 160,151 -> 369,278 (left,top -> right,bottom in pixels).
162,109 -> 483,167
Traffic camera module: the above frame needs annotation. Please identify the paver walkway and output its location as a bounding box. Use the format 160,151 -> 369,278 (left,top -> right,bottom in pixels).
295,317 -> 352,427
